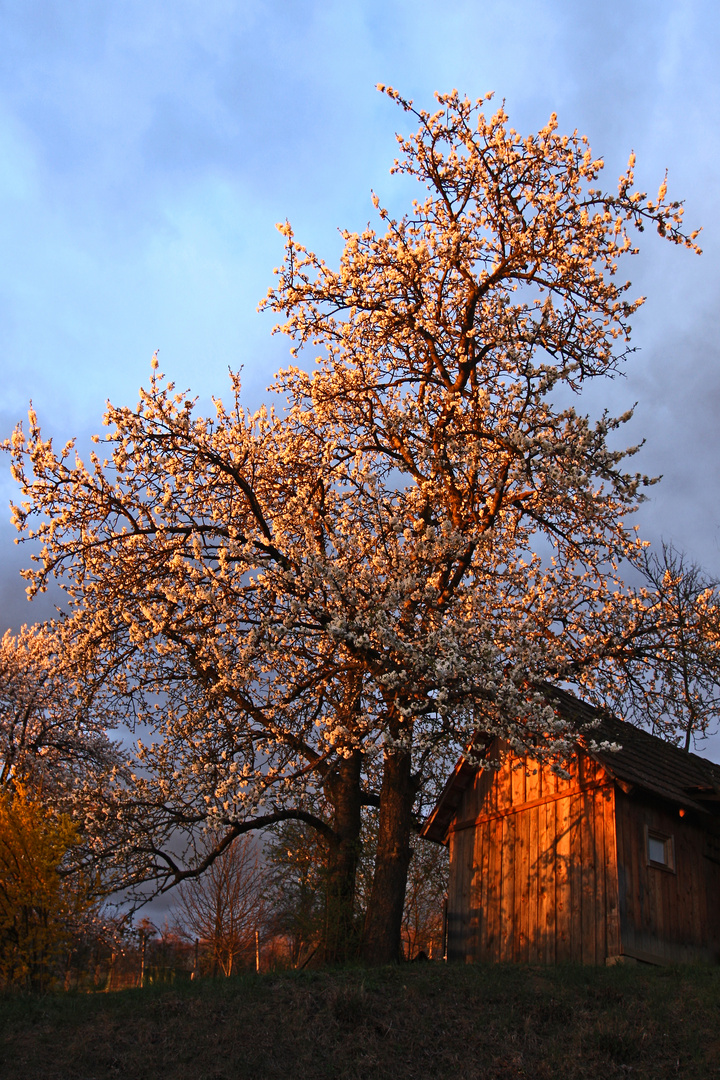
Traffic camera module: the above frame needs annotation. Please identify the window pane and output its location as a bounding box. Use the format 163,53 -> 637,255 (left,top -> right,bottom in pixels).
648,835 -> 667,864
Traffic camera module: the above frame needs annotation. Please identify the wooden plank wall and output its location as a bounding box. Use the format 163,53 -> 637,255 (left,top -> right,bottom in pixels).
614,793 -> 720,964
446,745 -> 620,964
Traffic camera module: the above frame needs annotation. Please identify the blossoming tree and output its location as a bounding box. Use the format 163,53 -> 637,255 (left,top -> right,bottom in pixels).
6,89 -> 705,963
0,624 -> 123,797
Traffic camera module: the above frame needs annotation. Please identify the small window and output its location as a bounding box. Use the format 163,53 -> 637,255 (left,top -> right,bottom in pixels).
645,825 -> 675,872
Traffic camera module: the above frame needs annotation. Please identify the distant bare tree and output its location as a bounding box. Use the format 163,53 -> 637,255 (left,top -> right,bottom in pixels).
174,835 -> 265,977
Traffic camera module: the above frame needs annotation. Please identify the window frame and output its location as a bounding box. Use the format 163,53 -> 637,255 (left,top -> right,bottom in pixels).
644,824 -> 676,873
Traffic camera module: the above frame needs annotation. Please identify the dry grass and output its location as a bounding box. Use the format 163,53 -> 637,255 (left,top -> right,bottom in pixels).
2,962 -> 719,1080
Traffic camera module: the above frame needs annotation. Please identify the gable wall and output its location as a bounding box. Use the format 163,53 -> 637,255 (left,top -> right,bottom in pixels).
446,746 -> 620,964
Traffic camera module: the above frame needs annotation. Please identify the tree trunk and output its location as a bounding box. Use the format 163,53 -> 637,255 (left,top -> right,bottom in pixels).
322,749 -> 362,963
361,747 -> 416,965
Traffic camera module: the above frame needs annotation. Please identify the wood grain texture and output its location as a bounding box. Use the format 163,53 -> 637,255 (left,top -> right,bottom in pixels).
443,740 -> 720,965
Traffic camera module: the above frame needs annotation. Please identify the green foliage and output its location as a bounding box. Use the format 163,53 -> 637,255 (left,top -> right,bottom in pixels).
0,784 -> 93,990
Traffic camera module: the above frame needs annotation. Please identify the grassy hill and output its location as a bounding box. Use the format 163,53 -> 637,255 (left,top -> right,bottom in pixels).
2,962 -> 719,1080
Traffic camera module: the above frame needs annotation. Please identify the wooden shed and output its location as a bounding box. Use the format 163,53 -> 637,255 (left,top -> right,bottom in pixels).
423,688 -> 720,966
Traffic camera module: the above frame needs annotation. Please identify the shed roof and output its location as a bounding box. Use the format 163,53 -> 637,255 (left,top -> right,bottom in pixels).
422,687 -> 720,843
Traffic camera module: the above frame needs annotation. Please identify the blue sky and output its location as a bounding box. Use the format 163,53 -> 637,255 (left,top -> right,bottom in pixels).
1,1 -> 719,664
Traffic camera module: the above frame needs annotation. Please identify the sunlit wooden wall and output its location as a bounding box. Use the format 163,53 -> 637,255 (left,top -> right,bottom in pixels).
446,744 -> 720,965
448,748 -> 619,965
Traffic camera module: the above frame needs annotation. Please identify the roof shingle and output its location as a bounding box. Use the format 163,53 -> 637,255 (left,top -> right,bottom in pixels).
548,685 -> 720,814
